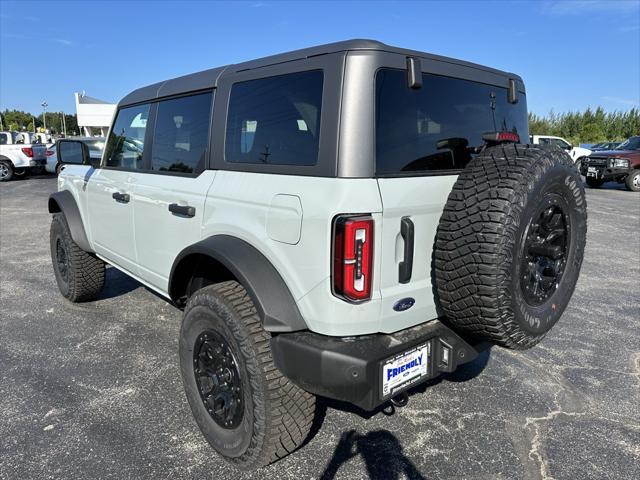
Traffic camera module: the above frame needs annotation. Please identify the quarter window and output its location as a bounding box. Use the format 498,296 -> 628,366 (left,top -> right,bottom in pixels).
150,92 -> 212,174
225,70 -> 323,166
105,104 -> 150,169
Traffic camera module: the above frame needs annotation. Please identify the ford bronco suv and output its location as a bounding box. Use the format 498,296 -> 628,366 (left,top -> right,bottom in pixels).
48,40 -> 587,469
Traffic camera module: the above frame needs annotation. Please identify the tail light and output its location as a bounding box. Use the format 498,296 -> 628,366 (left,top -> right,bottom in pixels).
333,215 -> 374,302
21,147 -> 34,157
46,150 -> 55,156
482,131 -> 520,143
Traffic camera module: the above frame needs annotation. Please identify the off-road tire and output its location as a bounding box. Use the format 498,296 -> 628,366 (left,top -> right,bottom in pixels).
0,160 -> 14,181
586,177 -> 605,188
179,281 -> 316,470
434,144 -> 587,349
50,213 -> 105,302
625,169 -> 640,192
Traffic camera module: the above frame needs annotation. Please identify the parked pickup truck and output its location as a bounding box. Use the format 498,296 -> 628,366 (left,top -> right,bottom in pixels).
530,135 -> 592,168
0,131 -> 47,181
579,136 -> 640,191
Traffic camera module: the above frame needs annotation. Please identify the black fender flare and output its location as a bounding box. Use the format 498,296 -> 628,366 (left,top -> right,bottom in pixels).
169,235 -> 307,333
48,190 -> 93,252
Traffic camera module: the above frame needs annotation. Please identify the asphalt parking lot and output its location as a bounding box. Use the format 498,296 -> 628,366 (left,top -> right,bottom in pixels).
1,175 -> 638,480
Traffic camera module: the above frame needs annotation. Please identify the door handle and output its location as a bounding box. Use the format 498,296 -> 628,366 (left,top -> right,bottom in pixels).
112,192 -> 130,203
168,203 -> 196,217
399,216 -> 414,284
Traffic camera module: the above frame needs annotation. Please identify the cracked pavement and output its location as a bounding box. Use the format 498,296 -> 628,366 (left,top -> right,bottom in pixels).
1,176 -> 638,479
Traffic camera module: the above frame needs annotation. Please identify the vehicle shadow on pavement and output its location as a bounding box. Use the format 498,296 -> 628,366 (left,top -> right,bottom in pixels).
96,266 -> 142,300
319,429 -> 426,480
311,349 -> 492,479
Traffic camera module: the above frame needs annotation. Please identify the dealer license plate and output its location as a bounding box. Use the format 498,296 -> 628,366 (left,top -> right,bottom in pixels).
381,342 -> 430,398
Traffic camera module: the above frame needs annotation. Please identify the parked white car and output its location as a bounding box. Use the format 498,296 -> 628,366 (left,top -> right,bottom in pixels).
530,135 -> 592,166
45,137 -> 105,174
0,131 -> 47,181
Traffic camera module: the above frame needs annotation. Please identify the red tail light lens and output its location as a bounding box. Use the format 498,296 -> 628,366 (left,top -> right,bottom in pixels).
333,215 -> 374,302
482,131 -> 520,143
21,147 -> 34,157
46,150 -> 55,156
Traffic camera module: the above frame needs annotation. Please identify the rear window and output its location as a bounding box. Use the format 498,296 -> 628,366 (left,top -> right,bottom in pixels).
225,70 -> 323,166
376,68 -> 528,175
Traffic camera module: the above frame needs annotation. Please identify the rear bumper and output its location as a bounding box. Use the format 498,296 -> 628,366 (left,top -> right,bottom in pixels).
271,319 -> 485,411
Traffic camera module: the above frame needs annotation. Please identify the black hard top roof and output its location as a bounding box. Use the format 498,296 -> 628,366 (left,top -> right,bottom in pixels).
119,39 -> 522,107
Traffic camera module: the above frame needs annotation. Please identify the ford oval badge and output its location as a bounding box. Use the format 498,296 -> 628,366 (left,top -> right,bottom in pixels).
393,297 -> 415,312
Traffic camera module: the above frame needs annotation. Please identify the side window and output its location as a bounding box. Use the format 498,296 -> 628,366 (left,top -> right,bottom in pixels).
538,138 -> 551,145
104,104 -> 150,169
0,133 -> 7,145
225,70 -> 323,166
150,92 -> 212,174
552,138 -> 570,149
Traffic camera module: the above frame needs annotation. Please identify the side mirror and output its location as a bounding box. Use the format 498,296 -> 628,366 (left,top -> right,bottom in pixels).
57,140 -> 91,166
565,144 -> 573,150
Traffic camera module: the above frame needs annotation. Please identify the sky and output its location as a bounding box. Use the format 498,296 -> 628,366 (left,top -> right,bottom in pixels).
0,0 -> 638,116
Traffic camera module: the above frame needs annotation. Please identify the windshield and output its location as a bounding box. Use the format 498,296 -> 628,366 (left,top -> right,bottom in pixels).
375,69 -> 528,175
616,137 -> 640,151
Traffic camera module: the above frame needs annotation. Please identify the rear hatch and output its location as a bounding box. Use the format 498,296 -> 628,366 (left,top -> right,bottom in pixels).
375,68 -> 528,331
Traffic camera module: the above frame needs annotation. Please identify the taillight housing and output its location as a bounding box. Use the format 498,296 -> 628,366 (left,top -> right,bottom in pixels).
482,131 -> 520,143
21,147 -> 34,157
333,215 -> 374,302
46,150 -> 55,156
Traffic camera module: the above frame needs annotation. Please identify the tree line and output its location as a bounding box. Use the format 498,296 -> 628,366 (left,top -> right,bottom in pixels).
528,107 -> 639,145
1,109 -> 80,136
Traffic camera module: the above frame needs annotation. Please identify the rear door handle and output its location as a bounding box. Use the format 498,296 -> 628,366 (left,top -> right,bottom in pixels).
111,192 -> 130,203
399,216 -> 414,284
168,203 -> 196,217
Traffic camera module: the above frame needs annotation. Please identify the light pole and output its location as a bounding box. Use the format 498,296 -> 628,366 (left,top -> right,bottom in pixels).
41,101 -> 48,132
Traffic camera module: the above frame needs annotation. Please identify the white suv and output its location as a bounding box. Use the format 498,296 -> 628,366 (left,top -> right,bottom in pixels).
49,40 -> 587,470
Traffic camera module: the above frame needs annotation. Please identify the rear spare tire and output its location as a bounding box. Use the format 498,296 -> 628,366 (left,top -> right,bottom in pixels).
434,144 -> 587,349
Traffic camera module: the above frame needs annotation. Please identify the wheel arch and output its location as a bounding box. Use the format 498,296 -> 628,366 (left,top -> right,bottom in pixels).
48,190 -> 93,252
169,235 -> 307,333
0,155 -> 15,166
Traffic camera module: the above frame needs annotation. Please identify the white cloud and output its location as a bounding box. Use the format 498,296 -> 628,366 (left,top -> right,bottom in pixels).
543,0 -> 639,15
54,39 -> 73,46
602,96 -> 640,107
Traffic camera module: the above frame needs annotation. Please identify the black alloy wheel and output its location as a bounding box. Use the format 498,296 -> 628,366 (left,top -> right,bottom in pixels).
520,194 -> 570,306
55,237 -> 70,283
193,330 -> 244,429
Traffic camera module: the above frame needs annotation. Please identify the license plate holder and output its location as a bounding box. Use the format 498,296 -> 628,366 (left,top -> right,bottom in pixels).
381,342 -> 430,399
